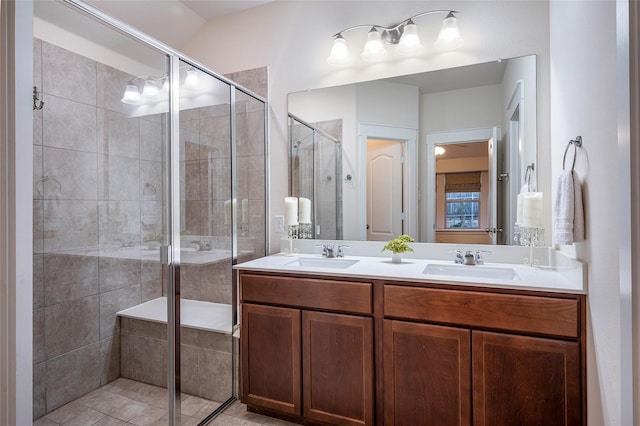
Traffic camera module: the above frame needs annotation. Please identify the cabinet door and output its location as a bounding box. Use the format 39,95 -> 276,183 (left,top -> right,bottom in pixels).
472,331 -> 581,426
241,303 -> 301,415
302,311 -> 374,426
384,320 -> 471,426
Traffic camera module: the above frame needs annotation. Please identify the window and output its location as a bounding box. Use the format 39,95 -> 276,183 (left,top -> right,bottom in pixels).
444,172 -> 481,229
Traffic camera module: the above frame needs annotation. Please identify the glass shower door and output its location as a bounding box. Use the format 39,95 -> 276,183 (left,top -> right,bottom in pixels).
175,60 -> 236,424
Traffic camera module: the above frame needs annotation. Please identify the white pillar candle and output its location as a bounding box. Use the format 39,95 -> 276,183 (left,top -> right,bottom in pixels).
224,199 -> 231,225
284,197 -> 299,226
232,199 -> 237,224
299,197 -> 311,224
521,192 -> 544,227
516,193 -> 524,225
241,198 -> 248,224
225,199 -> 237,225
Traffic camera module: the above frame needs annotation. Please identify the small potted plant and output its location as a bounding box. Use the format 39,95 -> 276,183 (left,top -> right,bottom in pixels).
382,234 -> 414,263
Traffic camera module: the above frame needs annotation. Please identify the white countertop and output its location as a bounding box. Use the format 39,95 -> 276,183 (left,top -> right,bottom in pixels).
234,247 -> 586,294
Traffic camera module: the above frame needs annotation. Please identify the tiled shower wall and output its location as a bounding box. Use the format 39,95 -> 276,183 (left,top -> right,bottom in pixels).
32,39 -> 165,418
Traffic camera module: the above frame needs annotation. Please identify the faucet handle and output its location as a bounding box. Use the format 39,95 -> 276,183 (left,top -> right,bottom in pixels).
448,249 -> 464,264
475,249 -> 491,265
316,243 -> 329,257
336,244 -> 349,257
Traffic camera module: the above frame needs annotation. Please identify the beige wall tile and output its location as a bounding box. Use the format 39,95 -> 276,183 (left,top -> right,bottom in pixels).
45,296 -> 100,358
46,343 -> 102,411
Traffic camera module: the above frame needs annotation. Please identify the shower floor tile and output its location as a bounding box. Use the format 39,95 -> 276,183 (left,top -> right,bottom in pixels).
33,378 -> 298,426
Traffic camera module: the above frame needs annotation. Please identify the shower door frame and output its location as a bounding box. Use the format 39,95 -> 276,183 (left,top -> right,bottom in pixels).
60,1 -> 269,425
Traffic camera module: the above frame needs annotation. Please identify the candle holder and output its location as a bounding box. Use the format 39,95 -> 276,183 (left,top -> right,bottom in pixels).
283,224 -> 299,256
298,222 -> 313,239
514,224 -> 545,267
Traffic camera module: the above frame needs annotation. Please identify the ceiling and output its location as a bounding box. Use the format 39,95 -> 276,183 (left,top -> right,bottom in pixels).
82,0 -> 273,49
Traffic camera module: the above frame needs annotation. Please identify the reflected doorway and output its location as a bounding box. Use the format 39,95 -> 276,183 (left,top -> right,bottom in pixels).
358,124 -> 418,241
426,127 -> 501,244
435,142 -> 491,244
366,139 -> 404,241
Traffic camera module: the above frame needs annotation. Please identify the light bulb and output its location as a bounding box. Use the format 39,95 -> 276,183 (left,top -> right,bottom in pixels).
327,35 -> 350,66
142,79 -> 160,98
361,27 -> 387,62
435,12 -> 464,51
121,83 -> 140,104
435,146 -> 446,156
396,20 -> 423,56
184,68 -> 200,88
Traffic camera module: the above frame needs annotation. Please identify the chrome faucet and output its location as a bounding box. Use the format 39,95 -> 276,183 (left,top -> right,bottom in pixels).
451,249 -> 491,265
463,251 -> 476,265
190,240 -> 211,251
320,243 -> 349,258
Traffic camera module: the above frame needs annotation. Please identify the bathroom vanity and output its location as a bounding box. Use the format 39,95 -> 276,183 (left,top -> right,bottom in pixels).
235,244 -> 586,426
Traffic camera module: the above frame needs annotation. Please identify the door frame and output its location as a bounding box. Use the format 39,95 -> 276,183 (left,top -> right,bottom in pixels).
426,127 -> 500,243
358,124 -> 417,240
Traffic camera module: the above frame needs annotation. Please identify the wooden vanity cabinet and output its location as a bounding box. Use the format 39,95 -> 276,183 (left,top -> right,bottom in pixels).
241,303 -> 301,415
383,320 -> 471,425
384,283 -> 585,426
239,270 -> 585,426
472,331 -> 581,426
240,272 -> 374,426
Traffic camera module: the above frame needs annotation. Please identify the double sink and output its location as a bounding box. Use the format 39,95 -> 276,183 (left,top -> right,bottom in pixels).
285,257 -> 518,280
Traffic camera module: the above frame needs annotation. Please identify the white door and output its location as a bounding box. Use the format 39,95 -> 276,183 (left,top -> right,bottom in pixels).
366,139 -> 403,241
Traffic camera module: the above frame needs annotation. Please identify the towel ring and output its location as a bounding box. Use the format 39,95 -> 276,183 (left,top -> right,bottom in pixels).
562,136 -> 582,172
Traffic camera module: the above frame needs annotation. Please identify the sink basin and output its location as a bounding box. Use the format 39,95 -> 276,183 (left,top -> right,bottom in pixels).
423,263 -> 517,280
286,257 -> 359,269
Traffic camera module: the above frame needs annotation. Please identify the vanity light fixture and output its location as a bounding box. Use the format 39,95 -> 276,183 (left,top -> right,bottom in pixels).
327,10 -> 463,66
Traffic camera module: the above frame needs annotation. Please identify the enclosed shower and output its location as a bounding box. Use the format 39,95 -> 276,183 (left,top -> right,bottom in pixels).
32,1 -> 267,424
289,114 -> 343,240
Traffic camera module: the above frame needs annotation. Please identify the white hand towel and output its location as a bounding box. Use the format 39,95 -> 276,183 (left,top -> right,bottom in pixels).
573,171 -> 585,242
553,170 -> 575,245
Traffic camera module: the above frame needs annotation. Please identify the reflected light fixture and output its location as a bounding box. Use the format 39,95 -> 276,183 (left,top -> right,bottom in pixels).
327,10 -> 463,66
435,146 -> 446,156
142,79 -> 160,98
121,82 -> 141,104
184,68 -> 200,88
121,65 -> 202,106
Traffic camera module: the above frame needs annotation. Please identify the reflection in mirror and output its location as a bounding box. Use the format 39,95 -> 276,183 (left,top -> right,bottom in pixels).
288,55 -> 537,245
289,114 -> 343,240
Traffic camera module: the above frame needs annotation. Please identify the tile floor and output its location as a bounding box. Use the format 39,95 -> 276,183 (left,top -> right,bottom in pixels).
33,378 -> 297,426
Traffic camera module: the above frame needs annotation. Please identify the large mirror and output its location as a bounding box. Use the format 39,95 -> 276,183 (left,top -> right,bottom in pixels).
288,55 -> 537,245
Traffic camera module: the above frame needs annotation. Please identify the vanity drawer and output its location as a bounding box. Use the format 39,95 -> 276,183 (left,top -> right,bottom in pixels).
241,273 -> 373,315
384,285 -> 579,338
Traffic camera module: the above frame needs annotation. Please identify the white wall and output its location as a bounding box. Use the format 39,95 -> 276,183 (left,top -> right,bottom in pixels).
423,84 -> 502,133
356,80 -> 419,128
182,0 -> 551,248
502,55 -> 538,188
550,1 -> 620,424
1,1 -> 34,424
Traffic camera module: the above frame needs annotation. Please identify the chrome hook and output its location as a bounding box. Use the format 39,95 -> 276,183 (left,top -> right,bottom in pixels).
33,86 -> 44,110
